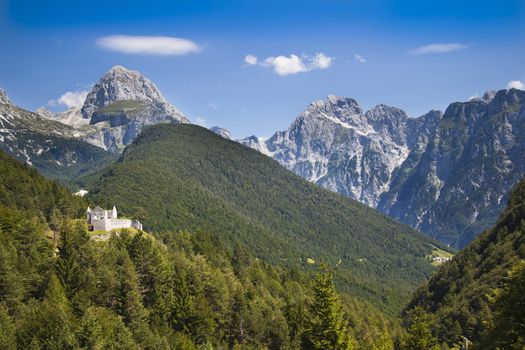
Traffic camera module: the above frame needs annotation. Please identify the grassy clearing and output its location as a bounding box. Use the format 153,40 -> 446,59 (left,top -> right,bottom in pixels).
427,245 -> 455,266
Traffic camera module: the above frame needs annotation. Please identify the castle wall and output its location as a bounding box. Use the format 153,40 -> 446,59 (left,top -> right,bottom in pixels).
110,219 -> 133,230
92,219 -> 110,231
87,206 -> 141,232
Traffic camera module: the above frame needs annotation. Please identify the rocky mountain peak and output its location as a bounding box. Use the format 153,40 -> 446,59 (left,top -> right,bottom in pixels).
210,126 -> 231,139
481,90 -> 497,103
80,65 -> 187,122
366,104 -> 408,121
35,107 -> 57,119
0,88 -> 11,105
302,95 -> 363,128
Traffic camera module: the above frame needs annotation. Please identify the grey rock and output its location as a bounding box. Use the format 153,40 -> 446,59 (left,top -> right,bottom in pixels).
210,126 -> 231,139
240,90 -> 525,247
0,89 -> 11,105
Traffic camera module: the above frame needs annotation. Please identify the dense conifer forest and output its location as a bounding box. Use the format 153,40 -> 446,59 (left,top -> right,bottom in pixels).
82,124 -> 442,313
0,148 -> 403,349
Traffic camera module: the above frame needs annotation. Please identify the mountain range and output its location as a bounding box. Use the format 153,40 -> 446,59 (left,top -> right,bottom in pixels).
240,90 -> 525,248
1,65 -> 524,248
80,123 -> 441,313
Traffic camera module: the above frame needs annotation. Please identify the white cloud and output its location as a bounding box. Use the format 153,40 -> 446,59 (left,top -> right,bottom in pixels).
208,102 -> 218,110
312,53 -> 333,69
468,93 -> 479,101
506,80 -> 525,90
49,89 -> 89,108
97,35 -> 200,56
354,54 -> 366,63
195,117 -> 207,127
244,54 -> 258,65
410,43 -> 468,55
264,55 -> 308,76
246,53 -> 333,76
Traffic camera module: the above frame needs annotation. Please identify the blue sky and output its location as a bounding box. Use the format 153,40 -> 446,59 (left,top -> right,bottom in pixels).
0,0 -> 524,138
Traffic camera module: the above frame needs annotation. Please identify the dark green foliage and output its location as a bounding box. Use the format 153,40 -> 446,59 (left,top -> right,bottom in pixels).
0,148 -> 401,348
78,306 -> 139,350
0,149 -> 86,219
402,306 -> 439,350
83,124 -> 440,313
403,176 -> 525,346
307,268 -> 354,350
0,305 -> 16,350
478,261 -> 525,349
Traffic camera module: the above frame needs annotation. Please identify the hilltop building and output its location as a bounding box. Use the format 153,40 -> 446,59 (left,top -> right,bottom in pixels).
86,205 -> 142,232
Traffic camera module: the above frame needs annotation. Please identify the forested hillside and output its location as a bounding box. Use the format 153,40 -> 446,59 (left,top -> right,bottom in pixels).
403,176 -> 525,349
82,124 -> 442,313
0,148 -> 403,349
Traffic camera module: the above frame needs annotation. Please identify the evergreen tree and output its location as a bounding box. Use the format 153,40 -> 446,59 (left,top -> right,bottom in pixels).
371,329 -> 394,350
77,306 -> 139,350
308,268 -> 354,350
55,221 -> 88,300
0,304 -> 16,350
403,306 -> 440,350
479,261 -> 525,349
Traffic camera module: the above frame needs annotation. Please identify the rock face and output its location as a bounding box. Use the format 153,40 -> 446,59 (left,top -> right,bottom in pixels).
74,65 -> 189,151
33,65 -> 190,152
0,89 -> 11,105
81,65 -> 187,122
0,65 -> 191,177
209,126 -> 231,139
379,88 -> 525,247
35,107 -> 57,119
240,95 -> 439,207
0,96 -> 115,180
239,89 -> 525,247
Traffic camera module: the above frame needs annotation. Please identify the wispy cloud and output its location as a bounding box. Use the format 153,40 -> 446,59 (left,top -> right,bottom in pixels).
195,116 -> 208,127
208,102 -> 218,110
244,54 -> 258,65
244,53 -> 333,76
97,35 -> 200,56
506,80 -> 524,90
410,43 -> 468,55
48,89 -> 89,108
354,54 -> 367,63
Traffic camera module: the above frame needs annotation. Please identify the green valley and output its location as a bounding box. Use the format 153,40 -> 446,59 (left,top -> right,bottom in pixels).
82,123 -> 443,313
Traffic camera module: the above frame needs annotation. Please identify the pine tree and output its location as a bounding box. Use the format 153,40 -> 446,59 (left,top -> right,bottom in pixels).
479,261 -> 525,349
55,222 -> 88,300
403,306 -> 440,350
308,268 -> 354,350
77,306 -> 139,350
0,305 -> 16,350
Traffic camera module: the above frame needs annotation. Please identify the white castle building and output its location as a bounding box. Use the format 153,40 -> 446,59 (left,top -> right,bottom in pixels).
86,205 -> 142,232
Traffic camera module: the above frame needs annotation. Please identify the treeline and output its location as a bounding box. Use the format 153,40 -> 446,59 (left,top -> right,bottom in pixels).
0,211 -> 405,349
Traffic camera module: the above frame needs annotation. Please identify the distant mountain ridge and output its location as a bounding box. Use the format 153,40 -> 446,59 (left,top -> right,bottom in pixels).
0,65 -> 189,180
0,92 -> 116,181
240,89 -> 525,247
2,65 -> 523,247
82,123 -> 441,313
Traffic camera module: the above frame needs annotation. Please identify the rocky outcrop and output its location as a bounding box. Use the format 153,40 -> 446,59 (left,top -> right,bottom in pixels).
240,95 -> 432,207
210,126 -> 231,139
378,88 -> 525,246
0,89 -> 10,105
81,65 -> 187,123
240,89 -> 525,247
